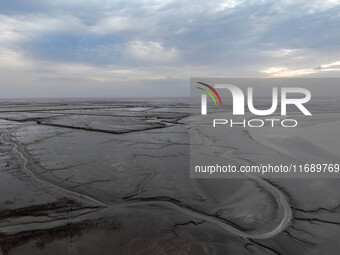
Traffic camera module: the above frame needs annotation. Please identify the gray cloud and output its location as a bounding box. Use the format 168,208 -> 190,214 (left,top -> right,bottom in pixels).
1,0 -> 340,97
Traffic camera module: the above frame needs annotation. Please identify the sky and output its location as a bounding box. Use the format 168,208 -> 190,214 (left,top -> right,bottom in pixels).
1,0 -> 340,98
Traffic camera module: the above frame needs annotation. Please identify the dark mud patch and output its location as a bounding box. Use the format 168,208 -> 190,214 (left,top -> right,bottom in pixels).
0,217 -> 118,254
0,197 -> 107,254
0,198 -> 88,220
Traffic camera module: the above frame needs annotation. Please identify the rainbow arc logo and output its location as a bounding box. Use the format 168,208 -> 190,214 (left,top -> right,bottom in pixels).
196,82 -> 223,106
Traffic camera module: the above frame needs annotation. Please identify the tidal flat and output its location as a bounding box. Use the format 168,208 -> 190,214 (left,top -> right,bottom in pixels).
0,98 -> 339,254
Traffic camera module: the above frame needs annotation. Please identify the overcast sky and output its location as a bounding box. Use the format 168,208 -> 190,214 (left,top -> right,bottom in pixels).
1,0 -> 340,98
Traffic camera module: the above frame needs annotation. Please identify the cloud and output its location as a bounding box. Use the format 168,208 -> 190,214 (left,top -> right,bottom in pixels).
261,60 -> 340,77
216,0 -> 241,11
126,40 -> 177,63
0,47 -> 31,68
1,0 -> 340,97
88,17 -> 151,35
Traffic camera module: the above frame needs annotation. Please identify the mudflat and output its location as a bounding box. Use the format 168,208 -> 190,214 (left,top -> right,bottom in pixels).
0,98 -> 339,255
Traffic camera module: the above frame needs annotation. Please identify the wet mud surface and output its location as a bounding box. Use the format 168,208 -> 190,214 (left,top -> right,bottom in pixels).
0,98 -> 339,254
